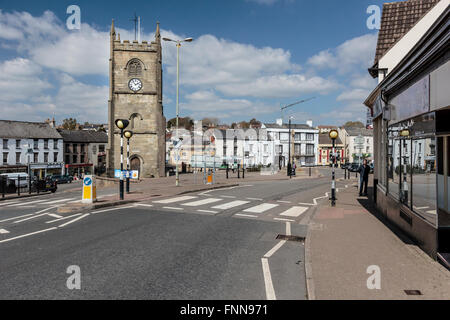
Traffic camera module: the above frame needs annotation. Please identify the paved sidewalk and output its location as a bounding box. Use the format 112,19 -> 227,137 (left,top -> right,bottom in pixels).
306,179 -> 450,300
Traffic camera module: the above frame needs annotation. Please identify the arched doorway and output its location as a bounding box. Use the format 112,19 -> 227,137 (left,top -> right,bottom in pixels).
130,156 -> 141,173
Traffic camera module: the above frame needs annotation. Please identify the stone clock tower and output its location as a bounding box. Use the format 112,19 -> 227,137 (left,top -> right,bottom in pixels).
107,20 -> 166,178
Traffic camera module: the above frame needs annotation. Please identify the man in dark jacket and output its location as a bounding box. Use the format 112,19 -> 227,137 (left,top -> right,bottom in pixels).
358,159 -> 370,196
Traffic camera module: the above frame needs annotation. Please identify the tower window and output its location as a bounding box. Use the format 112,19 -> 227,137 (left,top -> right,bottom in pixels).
128,59 -> 143,77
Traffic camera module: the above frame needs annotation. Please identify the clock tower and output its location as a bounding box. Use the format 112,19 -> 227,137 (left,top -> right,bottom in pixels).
107,20 -> 166,178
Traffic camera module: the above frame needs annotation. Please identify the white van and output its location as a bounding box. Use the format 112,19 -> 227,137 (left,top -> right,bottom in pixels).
0,173 -> 29,187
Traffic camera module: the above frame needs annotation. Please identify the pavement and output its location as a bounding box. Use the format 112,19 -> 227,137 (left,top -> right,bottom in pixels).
306,179 -> 450,300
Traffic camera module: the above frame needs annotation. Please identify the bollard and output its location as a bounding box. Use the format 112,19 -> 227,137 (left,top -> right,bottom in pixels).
17,175 -> 21,196
309,167 -> 311,177
242,166 -> 245,179
238,164 -> 240,179
226,164 -> 229,179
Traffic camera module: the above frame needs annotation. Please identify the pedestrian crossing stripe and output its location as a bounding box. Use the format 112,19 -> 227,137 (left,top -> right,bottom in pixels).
244,203 -> 279,214
212,200 -> 250,210
182,198 -> 222,207
153,196 -> 197,204
279,206 -> 308,217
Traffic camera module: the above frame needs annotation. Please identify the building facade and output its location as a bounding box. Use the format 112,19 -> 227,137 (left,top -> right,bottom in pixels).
318,133 -> 344,166
0,120 -> 64,177
107,20 -> 166,178
338,127 -> 374,164
59,130 -> 108,177
364,0 -> 449,261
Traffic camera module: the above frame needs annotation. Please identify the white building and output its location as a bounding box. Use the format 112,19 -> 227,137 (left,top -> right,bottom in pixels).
262,119 -> 319,168
338,127 -> 374,164
0,120 -> 64,177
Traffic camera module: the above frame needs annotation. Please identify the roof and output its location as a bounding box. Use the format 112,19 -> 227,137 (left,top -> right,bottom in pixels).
58,130 -> 108,143
264,123 -> 315,130
319,134 -> 343,145
0,120 -> 62,139
374,0 -> 440,64
344,127 -> 374,137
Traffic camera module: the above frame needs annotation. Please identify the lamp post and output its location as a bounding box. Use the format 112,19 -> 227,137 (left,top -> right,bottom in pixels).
288,116 -> 294,178
124,130 -> 133,194
329,129 -> 339,207
115,119 -> 129,200
400,129 -> 410,205
163,36 -> 193,186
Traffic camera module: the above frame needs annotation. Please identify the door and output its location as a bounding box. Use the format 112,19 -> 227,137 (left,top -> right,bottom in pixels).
130,157 -> 141,173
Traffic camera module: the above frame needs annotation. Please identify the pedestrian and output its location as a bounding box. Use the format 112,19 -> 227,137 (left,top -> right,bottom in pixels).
358,159 -> 370,196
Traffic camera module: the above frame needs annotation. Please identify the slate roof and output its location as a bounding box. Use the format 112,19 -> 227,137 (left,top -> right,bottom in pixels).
264,123 -> 314,130
0,120 -> 62,139
58,130 -> 108,143
374,0 -> 440,64
344,127 -> 374,137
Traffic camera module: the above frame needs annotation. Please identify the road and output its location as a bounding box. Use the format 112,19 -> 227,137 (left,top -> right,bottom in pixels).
0,167 -> 349,299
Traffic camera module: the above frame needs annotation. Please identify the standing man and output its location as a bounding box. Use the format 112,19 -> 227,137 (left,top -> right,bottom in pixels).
358,159 -> 370,196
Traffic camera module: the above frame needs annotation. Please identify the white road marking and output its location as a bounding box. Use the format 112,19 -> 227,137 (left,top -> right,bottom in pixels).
264,240 -> 287,259
277,200 -> 291,204
221,195 -> 237,199
0,229 -> 9,234
427,210 -> 437,215
279,206 -> 308,218
0,214 -> 34,223
261,258 -> 276,300
153,196 -> 197,204
7,199 -> 47,207
414,206 -> 429,210
14,213 -> 55,224
182,198 -> 222,207
244,203 -> 278,214
0,200 -> 20,206
274,218 -> 295,222
286,221 -> 291,236
97,193 -> 116,198
212,200 -> 250,210
41,198 -> 76,205
0,227 -> 57,244
91,207 -> 125,214
47,213 -> 63,219
135,204 -> 154,207
68,200 -> 81,203
197,210 -> 218,214
163,207 -> 184,211
298,202 -> 316,206
246,198 -> 263,201
59,214 -> 90,227
46,213 -> 82,224
235,214 -> 258,218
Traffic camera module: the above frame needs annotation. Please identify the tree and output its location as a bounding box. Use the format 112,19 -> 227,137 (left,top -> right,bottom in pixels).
167,117 -> 194,130
62,118 -> 78,130
343,121 -> 365,128
249,118 -> 261,128
201,117 -> 219,128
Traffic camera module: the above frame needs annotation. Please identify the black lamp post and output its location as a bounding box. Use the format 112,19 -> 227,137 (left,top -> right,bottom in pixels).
115,119 -> 129,200
288,116 -> 293,178
329,129 -> 339,206
124,130 -> 133,194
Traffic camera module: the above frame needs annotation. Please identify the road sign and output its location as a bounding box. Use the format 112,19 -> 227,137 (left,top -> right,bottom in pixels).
131,170 -> 139,180
82,175 -> 97,204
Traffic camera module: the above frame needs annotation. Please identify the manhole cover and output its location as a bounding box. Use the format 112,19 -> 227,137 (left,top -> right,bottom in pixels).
276,235 -> 305,242
404,290 -> 422,296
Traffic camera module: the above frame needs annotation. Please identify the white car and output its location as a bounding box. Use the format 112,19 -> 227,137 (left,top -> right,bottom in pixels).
0,173 -> 29,187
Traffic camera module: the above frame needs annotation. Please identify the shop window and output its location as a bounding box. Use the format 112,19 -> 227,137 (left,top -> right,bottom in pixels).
387,138 -> 400,199
399,139 -> 412,207
412,137 -> 437,225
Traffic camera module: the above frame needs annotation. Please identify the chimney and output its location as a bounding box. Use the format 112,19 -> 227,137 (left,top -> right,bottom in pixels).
306,120 -> 313,128
50,117 -> 55,128
276,118 -> 283,126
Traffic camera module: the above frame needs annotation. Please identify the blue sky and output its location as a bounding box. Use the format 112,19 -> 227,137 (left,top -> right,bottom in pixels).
0,0 -> 384,126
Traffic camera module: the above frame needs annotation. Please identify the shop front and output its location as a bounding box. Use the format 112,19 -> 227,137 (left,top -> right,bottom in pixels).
366,8 -> 449,261
30,163 -> 64,178
65,163 -> 93,178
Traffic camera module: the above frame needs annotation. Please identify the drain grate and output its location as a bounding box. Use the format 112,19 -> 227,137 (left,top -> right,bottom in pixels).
276,235 -> 305,242
404,290 -> 422,296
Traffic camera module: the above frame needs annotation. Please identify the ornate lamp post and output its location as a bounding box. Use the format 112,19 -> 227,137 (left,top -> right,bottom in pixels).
124,130 -> 134,194
400,129 -> 410,205
329,129 -> 339,206
115,119 -> 129,200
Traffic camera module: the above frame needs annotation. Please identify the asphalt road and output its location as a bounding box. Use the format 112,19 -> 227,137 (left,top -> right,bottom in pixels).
0,167 -> 349,299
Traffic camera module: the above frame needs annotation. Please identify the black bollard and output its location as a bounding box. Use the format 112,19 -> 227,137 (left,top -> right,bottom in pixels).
226,164 -> 229,179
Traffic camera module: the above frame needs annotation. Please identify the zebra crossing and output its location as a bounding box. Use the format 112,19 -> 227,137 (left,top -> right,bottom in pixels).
145,195 -> 317,222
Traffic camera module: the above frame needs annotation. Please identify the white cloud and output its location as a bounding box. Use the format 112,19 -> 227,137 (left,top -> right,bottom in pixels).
336,88 -> 370,102
307,33 -> 377,74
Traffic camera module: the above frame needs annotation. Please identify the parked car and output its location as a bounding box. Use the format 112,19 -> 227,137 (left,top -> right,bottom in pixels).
349,163 -> 360,172
49,175 -> 71,184
37,176 -> 57,193
63,175 -> 73,183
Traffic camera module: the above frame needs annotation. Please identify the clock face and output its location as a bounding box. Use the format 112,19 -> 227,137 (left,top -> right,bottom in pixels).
128,78 -> 142,92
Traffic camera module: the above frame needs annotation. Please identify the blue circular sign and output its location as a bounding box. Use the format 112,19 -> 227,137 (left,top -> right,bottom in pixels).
84,177 -> 92,186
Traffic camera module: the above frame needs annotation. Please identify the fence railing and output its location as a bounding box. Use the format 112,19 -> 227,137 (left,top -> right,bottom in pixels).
0,176 -> 48,198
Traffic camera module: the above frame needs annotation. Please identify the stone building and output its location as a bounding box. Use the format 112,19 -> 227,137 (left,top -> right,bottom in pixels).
106,20 -> 166,178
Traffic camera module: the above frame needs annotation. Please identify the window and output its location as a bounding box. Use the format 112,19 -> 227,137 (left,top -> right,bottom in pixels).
264,145 -> 268,153
16,152 -> 21,164
16,139 -> 21,149
280,133 -> 289,141
366,146 -> 370,153
81,144 -> 85,153
387,138 -> 400,199
2,152 -> 8,164
306,133 -> 314,141
33,139 -> 39,149
33,153 -> 39,163
80,155 -> 85,163
44,152 -> 49,163
306,144 -> 314,155
128,59 -> 143,77
73,144 -> 78,153
73,155 -> 78,163
412,137 -> 436,225
65,155 -> 70,164
277,145 -> 283,154
294,144 -> 301,155
99,145 -> 105,153
54,152 -> 58,162
295,133 -> 301,141
44,139 -> 49,149
54,139 -> 59,150
2,139 -> 8,149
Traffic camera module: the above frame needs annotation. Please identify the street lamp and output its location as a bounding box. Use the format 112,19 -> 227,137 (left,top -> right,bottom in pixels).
288,116 -> 294,178
329,129 -> 339,207
400,129 -> 410,204
124,130 -> 133,194
163,36 -> 194,187
115,119 -> 129,200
